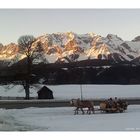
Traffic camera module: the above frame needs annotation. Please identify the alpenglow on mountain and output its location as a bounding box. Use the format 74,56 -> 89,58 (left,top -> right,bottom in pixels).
0,32 -> 140,66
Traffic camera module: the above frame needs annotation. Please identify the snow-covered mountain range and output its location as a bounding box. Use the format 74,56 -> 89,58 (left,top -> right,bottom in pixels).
1,32 -> 140,66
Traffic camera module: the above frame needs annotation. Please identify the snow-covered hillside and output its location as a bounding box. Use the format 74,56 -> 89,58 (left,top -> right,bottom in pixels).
0,32 -> 140,65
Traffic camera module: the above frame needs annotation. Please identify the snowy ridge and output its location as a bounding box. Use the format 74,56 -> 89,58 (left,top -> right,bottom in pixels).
0,32 -> 140,65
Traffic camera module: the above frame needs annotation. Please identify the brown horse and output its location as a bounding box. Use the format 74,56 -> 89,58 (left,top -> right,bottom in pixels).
70,99 -> 94,115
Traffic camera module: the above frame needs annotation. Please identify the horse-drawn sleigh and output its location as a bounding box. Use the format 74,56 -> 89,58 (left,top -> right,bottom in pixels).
99,100 -> 128,113
70,98 -> 128,115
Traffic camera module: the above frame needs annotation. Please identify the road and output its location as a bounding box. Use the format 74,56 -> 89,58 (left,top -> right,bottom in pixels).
0,98 -> 140,109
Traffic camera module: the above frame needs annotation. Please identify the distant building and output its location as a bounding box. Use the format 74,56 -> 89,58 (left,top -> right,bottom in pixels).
37,86 -> 54,99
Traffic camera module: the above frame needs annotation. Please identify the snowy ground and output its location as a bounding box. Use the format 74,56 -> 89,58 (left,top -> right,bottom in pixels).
1,84 -> 140,99
0,84 -> 140,131
0,105 -> 140,131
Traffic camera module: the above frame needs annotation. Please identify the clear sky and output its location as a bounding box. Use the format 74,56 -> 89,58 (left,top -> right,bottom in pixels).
0,9 -> 140,45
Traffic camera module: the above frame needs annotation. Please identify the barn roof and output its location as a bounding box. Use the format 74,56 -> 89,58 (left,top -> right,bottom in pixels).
37,86 -> 53,94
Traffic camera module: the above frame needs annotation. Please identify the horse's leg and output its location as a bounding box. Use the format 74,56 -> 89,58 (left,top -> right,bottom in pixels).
74,107 -> 78,115
86,108 -> 89,114
74,108 -> 77,115
89,108 -> 91,114
86,107 -> 90,114
92,107 -> 95,114
76,107 -> 79,114
81,108 -> 85,114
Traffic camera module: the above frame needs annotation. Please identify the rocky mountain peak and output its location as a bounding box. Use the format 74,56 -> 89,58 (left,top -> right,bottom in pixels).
132,36 -> 140,42
0,32 -> 140,65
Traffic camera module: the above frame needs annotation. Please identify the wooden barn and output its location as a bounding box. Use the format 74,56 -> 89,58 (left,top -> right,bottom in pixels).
37,86 -> 54,99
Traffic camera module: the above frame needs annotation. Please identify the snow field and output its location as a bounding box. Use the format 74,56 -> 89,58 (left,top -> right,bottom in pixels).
0,84 -> 140,131
0,105 -> 140,131
1,84 -> 140,100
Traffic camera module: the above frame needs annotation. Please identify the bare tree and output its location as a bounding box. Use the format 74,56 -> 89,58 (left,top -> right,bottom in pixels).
18,35 -> 37,99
